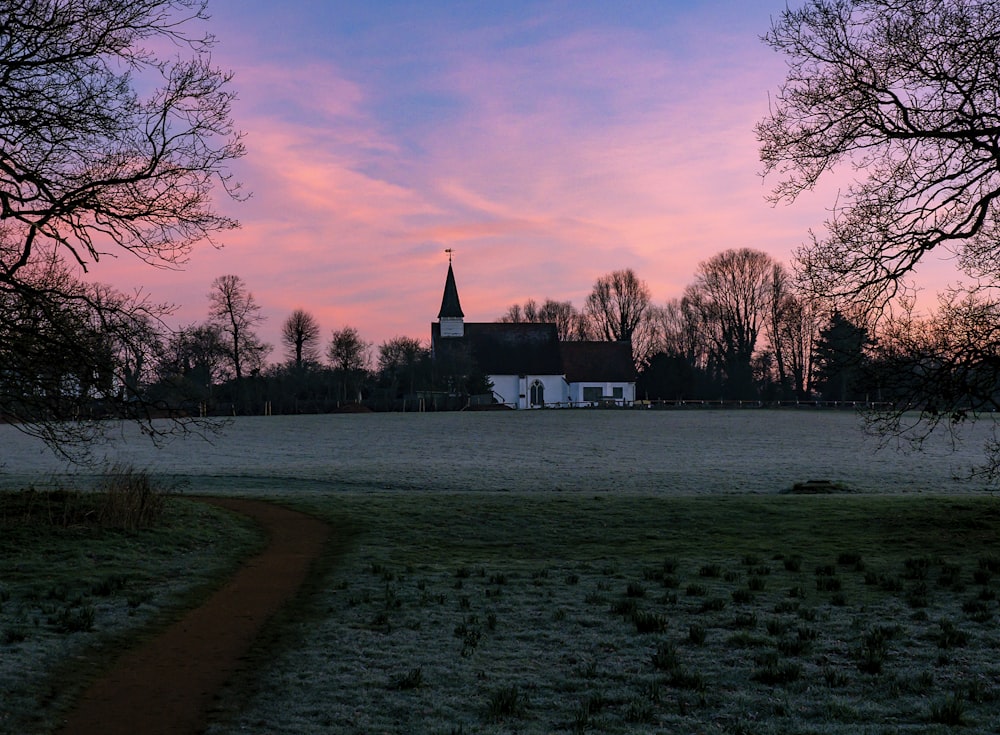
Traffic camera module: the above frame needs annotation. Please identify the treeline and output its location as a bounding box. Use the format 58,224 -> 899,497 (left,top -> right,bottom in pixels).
496,248 -> 877,403
9,249 -> 986,421
146,248 -> 922,415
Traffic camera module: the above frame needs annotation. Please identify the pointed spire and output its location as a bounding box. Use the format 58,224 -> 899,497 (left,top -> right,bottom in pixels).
438,257 -> 464,319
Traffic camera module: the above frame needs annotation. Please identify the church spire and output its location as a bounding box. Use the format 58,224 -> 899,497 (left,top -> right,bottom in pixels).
438,252 -> 464,319
437,250 -> 465,337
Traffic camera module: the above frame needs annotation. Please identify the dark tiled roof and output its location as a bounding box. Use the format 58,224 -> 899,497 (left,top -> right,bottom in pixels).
432,322 -> 636,382
432,322 -> 562,375
437,263 -> 464,318
560,341 -> 636,382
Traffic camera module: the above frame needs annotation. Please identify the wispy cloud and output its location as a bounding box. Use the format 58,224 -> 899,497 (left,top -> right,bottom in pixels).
92,1 -> 940,353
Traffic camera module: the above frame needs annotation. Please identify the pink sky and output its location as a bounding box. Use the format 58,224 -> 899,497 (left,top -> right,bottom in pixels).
88,1 -> 964,361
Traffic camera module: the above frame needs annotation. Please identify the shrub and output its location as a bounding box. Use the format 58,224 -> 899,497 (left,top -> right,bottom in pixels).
97,463 -> 168,530
699,564 -> 722,578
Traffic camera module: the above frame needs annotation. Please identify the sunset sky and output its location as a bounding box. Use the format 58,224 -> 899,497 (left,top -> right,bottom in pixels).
92,0 -> 961,357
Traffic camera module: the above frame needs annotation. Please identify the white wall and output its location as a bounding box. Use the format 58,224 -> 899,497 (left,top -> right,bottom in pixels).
489,374 -> 569,408
568,382 -> 636,406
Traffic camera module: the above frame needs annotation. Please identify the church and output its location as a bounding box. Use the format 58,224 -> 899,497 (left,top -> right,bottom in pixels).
431,260 -> 637,408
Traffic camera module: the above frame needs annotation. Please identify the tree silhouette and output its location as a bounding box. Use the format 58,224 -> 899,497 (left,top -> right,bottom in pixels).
0,0 -> 243,452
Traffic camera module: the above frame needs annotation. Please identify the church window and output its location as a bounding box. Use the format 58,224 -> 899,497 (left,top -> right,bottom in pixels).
582,386 -> 602,402
530,380 -> 545,406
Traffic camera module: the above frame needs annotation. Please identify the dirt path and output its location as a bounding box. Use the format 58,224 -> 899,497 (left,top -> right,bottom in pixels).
55,497 -> 331,735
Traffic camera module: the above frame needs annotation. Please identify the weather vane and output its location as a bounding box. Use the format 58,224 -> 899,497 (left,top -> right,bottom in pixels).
445,247 -> 453,264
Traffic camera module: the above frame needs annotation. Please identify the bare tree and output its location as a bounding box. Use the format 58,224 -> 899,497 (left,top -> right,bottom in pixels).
585,269 -> 651,342
758,0 -> 1000,306
377,336 -> 428,399
0,256 -> 167,453
758,0 -> 1000,472
498,298 -> 586,340
282,309 -> 321,368
208,275 -> 271,383
686,249 -> 776,398
0,0 -> 243,451
328,326 -> 370,402
763,263 -> 821,399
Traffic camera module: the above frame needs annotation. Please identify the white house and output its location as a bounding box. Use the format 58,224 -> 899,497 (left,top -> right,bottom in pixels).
431,262 -> 636,408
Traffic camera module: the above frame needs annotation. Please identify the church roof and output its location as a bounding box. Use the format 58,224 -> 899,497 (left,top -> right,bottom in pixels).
432,322 -> 563,375
560,341 -> 637,382
437,263 -> 464,319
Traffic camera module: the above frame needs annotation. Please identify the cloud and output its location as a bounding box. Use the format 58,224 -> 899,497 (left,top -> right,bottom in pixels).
93,1 -> 944,355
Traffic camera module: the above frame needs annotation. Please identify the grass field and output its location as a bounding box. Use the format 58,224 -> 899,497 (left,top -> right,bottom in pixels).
203,492 -> 1000,734
0,492 -> 263,735
2,412 -> 1000,733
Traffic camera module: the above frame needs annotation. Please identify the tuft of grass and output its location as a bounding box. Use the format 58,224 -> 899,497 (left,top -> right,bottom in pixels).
625,581 -> 646,598
856,625 -> 898,674
928,693 -> 966,726
903,557 -> 931,580
651,641 -> 679,671
751,652 -> 801,686
387,666 -> 423,690
52,604 -> 95,634
485,684 -> 529,722
632,609 -> 669,634
688,623 -> 707,645
698,597 -> 726,614
937,619 -> 969,649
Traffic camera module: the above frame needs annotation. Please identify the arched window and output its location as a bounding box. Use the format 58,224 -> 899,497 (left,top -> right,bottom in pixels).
530,379 -> 544,407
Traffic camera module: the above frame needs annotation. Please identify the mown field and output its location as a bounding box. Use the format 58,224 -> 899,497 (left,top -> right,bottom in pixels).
1,411 -> 999,733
